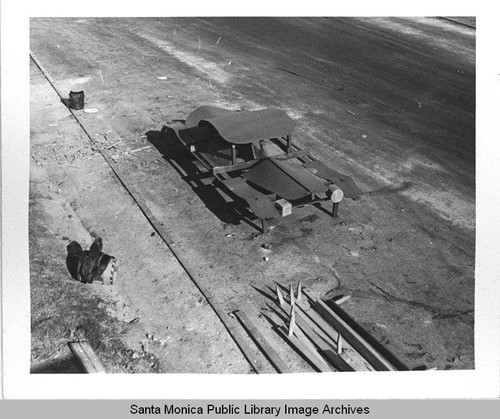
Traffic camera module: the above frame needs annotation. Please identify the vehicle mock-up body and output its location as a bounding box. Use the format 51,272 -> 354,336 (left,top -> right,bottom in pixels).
164,105 -> 362,232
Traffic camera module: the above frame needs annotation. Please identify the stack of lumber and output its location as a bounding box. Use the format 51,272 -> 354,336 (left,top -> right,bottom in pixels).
235,283 -> 407,373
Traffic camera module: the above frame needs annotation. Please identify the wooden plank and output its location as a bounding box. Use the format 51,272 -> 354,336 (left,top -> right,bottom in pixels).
213,159 -> 259,175
274,149 -> 311,161
291,306 -> 354,371
282,310 -> 332,369
311,297 -> 397,371
68,341 -> 105,374
275,326 -> 333,373
274,294 -> 335,371
189,151 -> 214,172
295,299 -> 340,344
234,311 -> 291,374
289,292 -> 374,371
212,149 -> 311,175
277,290 -> 338,349
277,295 -> 356,371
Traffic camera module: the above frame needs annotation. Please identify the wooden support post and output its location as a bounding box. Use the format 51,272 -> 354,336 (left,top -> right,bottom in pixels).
289,284 -> 295,307
332,202 -> 339,218
233,311 -> 291,374
286,134 -> 291,154
68,341 -> 105,374
261,218 -> 267,234
231,144 -> 237,165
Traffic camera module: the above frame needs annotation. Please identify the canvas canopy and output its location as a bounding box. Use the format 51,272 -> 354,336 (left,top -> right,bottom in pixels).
185,105 -> 295,144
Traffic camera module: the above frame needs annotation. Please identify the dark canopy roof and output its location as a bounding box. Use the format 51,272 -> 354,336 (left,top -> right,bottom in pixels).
185,105 -> 295,144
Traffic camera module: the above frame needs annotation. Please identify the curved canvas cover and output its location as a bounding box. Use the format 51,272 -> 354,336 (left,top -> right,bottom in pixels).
186,106 -> 295,144
185,105 -> 235,129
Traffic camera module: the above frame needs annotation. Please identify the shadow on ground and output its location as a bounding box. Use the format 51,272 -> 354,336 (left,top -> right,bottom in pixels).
146,126 -> 260,227
31,354 -> 85,374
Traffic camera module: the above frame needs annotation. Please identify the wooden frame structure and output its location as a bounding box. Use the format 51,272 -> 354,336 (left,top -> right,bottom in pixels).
168,106 -> 362,232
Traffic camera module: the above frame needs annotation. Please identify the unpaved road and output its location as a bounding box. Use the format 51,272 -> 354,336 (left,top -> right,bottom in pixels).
30,17 -> 475,372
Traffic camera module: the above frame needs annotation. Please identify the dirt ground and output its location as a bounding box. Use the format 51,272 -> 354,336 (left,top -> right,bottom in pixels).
30,17 -> 475,373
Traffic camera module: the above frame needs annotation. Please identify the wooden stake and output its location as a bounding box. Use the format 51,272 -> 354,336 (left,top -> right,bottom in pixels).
297,281 -> 303,301
337,334 -> 343,355
276,285 -> 285,307
290,284 -> 295,307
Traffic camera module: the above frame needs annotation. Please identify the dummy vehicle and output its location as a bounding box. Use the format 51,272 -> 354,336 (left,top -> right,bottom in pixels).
165,106 -> 362,232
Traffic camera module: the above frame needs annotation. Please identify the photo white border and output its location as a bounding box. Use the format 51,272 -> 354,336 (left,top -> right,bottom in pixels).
2,0 -> 499,399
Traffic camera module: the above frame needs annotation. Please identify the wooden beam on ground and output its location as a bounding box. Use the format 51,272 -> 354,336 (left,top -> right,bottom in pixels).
68,341 -> 105,374
278,287 -> 339,346
234,311 -> 291,374
291,292 -> 374,371
308,295 -> 398,371
291,306 -> 354,371
275,326 -> 333,373
272,293 -> 335,371
275,294 -> 355,371
279,308 -> 333,371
